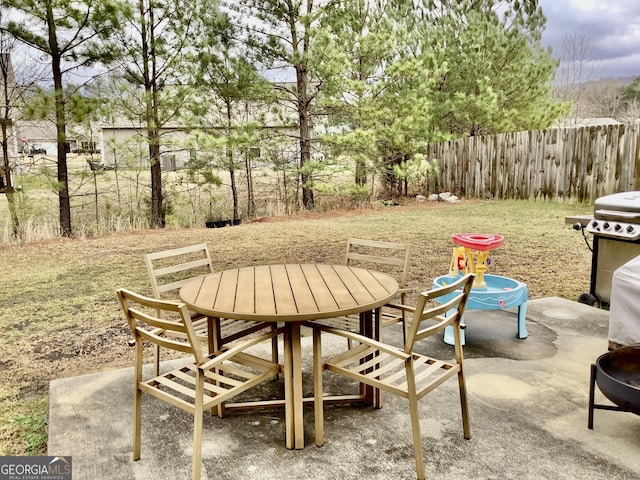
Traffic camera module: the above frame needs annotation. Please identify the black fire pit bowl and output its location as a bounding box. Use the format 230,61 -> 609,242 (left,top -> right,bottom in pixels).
588,344 -> 640,429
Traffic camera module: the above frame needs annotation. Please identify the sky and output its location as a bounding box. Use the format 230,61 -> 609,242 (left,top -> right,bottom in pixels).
539,0 -> 640,80
6,1 -> 640,83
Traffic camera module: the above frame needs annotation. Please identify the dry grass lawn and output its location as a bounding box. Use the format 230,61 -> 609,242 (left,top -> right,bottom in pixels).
0,199 -> 594,455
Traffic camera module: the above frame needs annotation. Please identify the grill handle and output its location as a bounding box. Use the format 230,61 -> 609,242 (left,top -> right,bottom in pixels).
595,209 -> 640,223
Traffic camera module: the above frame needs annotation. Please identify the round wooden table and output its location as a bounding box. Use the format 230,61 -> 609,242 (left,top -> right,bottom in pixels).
180,263 -> 398,449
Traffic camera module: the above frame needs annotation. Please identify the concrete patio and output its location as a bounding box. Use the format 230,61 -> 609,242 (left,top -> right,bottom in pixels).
47,297 -> 640,479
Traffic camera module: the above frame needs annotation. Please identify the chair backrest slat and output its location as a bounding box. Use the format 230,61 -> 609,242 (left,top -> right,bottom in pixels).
145,243 -> 213,299
345,238 -> 411,288
404,274 -> 474,353
135,328 -> 196,354
117,288 -> 205,364
128,307 -> 189,333
412,309 -> 461,344
152,258 -> 212,278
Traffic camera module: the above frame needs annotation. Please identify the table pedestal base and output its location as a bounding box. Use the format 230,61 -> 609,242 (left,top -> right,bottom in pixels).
283,309 -> 379,449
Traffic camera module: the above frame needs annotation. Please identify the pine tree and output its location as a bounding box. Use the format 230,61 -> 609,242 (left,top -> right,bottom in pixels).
105,0 -> 199,228
4,0 -> 118,236
414,0 -> 567,136
227,0 -> 344,210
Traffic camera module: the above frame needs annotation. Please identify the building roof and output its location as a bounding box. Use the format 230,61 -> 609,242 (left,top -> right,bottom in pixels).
14,120 -> 58,143
554,117 -> 622,128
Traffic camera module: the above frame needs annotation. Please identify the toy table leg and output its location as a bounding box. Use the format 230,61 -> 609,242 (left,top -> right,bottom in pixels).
444,322 -> 465,346
443,304 -> 529,346
517,302 -> 528,339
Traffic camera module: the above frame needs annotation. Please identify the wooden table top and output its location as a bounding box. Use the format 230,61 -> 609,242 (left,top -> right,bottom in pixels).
179,263 -> 399,322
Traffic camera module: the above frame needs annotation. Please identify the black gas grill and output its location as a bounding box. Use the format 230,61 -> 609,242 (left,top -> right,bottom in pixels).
568,191 -> 640,306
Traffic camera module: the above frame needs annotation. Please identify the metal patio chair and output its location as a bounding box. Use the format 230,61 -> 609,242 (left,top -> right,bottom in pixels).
316,238 -> 412,342
144,243 -> 279,381
117,288 -> 282,480
311,273 -> 475,480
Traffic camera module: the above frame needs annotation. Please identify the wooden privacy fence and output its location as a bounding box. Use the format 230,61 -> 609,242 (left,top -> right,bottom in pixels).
429,124 -> 640,203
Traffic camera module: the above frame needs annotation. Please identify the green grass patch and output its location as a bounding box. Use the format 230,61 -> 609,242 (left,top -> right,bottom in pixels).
5,397 -> 47,456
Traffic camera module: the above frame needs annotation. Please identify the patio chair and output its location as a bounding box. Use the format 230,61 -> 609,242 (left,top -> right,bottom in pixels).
311,273 -> 475,480
117,288 -> 282,480
317,238 -> 412,343
145,243 -> 279,378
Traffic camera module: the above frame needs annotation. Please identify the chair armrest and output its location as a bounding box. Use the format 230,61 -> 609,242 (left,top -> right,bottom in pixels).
415,314 -> 459,339
383,302 -> 416,313
310,323 -> 411,360
198,326 -> 285,371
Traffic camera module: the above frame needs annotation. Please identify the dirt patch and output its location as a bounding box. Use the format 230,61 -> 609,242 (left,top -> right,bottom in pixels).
13,321 -> 31,331
33,324 -> 131,362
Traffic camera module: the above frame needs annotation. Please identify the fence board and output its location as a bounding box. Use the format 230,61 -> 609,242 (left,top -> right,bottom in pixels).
430,124 -> 640,202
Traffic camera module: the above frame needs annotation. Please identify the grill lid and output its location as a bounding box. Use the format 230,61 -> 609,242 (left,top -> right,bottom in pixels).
588,191 -> 640,240
594,192 -> 640,217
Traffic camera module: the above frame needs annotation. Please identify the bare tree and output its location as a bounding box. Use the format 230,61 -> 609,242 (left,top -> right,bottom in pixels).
0,12 -> 45,240
581,80 -> 624,118
553,30 -> 602,122
0,28 -> 19,238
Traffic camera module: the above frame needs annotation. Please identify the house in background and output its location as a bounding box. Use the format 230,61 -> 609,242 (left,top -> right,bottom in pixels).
553,117 -> 622,128
99,88 -> 299,170
100,122 -> 193,171
13,121 -> 57,156
2,55 -> 99,162
13,120 -> 101,158
4,71 -> 300,172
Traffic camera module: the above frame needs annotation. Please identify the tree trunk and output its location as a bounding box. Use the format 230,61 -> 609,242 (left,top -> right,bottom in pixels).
1,121 -> 19,239
1,67 -> 20,239
148,124 -> 163,227
43,1 -> 72,237
228,145 -> 239,220
141,0 -> 164,228
92,165 -> 99,228
226,105 -> 239,221
355,158 -> 367,187
230,167 -> 238,220
296,65 -> 314,210
52,54 -> 72,236
244,148 -> 255,218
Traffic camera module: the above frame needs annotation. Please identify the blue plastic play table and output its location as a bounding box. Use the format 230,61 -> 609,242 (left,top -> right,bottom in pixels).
433,274 -> 528,345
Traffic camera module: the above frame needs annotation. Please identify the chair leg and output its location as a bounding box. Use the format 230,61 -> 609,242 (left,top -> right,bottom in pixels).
283,327 -> 295,449
375,331 -> 383,409
212,362 -> 226,419
133,386 -> 142,461
374,307 -> 383,409
153,344 -> 160,377
313,328 -> 325,447
207,317 -> 225,418
133,342 -> 143,461
192,414 -> 203,480
401,317 -> 408,345
457,368 -> 471,439
192,377 -> 205,480
271,323 -> 280,379
406,363 -> 425,480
